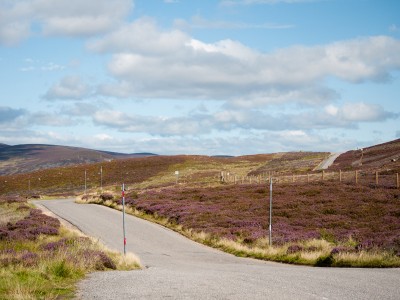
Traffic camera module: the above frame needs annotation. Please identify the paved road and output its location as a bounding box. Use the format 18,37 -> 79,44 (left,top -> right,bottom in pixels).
314,153 -> 343,171
35,199 -> 400,300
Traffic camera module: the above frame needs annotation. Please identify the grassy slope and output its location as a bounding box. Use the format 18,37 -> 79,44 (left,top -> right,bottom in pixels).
0,196 -> 140,299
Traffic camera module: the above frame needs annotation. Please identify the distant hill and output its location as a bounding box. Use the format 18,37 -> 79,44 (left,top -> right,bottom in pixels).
330,139 -> 400,172
0,144 -> 157,175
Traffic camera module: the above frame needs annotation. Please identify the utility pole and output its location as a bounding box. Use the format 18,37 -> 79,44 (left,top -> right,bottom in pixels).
84,170 -> 87,194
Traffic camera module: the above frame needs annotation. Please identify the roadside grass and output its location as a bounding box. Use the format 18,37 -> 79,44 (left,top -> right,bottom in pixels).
0,196 -> 141,299
77,193 -> 400,268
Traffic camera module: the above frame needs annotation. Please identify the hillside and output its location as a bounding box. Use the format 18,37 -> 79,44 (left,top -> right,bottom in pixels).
0,144 -> 156,175
330,139 -> 400,173
1,138 -> 399,196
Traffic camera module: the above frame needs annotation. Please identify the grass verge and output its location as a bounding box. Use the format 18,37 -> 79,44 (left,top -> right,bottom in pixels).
77,194 -> 400,268
0,196 -> 141,299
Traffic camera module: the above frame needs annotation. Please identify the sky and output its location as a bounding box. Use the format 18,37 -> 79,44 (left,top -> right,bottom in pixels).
0,0 -> 399,155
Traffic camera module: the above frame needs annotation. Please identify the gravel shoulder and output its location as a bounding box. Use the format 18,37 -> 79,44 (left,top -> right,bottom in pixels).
35,199 -> 400,300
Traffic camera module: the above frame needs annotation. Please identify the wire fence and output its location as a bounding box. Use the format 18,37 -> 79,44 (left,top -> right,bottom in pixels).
219,170 -> 400,189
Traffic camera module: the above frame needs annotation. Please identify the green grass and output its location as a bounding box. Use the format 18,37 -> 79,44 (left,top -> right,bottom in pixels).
0,200 -> 141,300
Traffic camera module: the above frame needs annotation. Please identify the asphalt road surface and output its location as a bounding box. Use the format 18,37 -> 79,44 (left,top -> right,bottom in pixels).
35,199 -> 400,300
314,153 -> 343,171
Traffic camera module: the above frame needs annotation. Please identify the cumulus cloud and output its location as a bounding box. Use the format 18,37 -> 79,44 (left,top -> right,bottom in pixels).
91,102 -> 397,137
93,110 -> 212,136
88,17 -> 188,55
91,18 -> 400,107
0,0 -> 133,45
44,76 -> 91,100
27,112 -> 73,127
335,103 -> 397,122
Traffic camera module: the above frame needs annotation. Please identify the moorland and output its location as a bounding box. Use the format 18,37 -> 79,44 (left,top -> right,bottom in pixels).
1,139 -> 399,297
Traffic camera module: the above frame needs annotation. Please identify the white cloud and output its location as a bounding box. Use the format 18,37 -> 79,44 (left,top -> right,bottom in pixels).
28,112 -> 73,127
94,133 -> 114,141
91,19 -> 400,107
20,60 -> 65,72
88,17 -> 189,55
90,102 -> 397,137
339,102 -> 395,122
93,110 -> 212,136
44,76 -> 91,100
325,104 -> 339,116
0,0 -> 133,44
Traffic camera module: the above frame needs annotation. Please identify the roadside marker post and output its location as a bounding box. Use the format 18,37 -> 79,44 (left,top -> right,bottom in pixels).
100,166 -> 103,193
122,183 -> 126,255
269,178 -> 273,246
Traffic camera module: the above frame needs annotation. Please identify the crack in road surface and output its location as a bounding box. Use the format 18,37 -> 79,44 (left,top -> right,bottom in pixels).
36,199 -> 400,300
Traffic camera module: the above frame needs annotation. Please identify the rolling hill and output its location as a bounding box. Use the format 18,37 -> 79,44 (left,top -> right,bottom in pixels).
0,144 -> 156,175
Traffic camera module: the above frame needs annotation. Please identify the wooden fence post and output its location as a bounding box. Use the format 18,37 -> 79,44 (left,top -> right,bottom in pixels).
339,170 -> 342,182
355,170 -> 358,184
375,171 -> 379,186
292,174 -> 295,183
397,173 -> 399,189
322,170 -> 325,181
307,174 -> 310,183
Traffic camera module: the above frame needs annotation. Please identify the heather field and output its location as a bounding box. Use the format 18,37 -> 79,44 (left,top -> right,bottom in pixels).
0,196 -> 140,299
81,180 -> 400,267
126,182 -> 400,250
1,142 -> 399,268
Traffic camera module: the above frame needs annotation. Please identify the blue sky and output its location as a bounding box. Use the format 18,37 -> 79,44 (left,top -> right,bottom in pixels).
0,0 -> 399,155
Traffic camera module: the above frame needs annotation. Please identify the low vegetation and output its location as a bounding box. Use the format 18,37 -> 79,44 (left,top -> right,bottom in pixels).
78,181 -> 400,267
0,196 -> 140,299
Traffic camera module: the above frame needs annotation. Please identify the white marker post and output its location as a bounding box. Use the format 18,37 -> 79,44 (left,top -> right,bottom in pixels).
100,166 -> 103,192
175,171 -> 179,184
84,170 -> 87,194
269,177 -> 273,246
122,183 -> 126,255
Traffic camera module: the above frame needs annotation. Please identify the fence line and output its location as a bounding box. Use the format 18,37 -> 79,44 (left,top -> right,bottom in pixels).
219,170 -> 399,189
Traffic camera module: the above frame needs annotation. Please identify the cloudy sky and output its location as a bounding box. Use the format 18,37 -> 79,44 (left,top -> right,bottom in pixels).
0,0 -> 399,155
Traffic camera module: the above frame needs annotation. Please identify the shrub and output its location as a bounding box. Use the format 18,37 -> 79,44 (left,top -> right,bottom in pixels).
287,244 -> 304,254
21,251 -> 38,267
316,254 -> 333,267
100,193 -> 114,201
